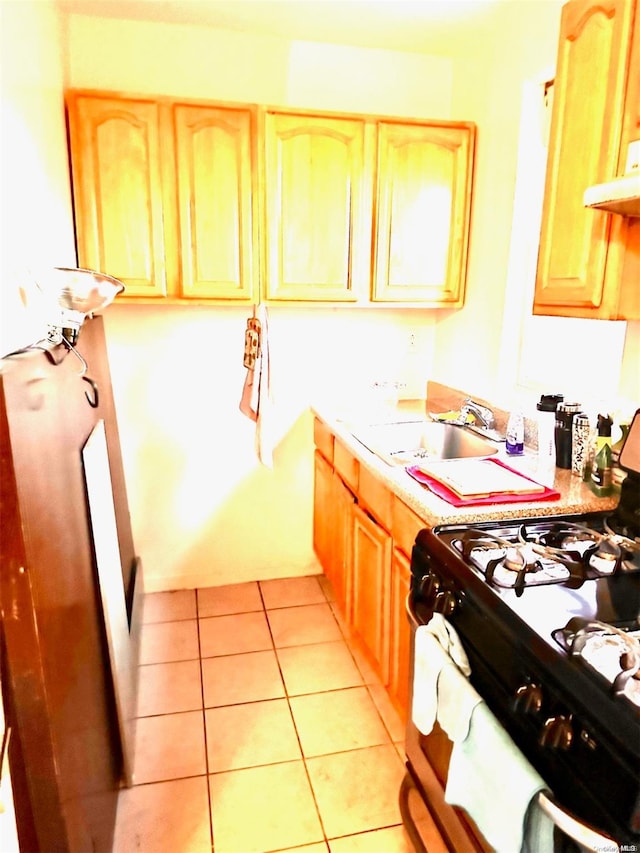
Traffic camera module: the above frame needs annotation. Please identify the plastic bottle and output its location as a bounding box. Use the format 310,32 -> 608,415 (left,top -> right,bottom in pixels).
537,394 -> 564,467
505,410 -> 524,455
589,413 -> 613,496
554,402 -> 582,469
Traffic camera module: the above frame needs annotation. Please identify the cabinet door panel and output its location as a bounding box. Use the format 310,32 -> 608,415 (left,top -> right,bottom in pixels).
265,113 -> 370,301
389,548 -> 411,722
374,123 -> 473,304
333,474 -> 354,619
313,450 -> 334,576
175,105 -> 256,300
68,96 -> 167,297
352,504 -> 392,682
534,0 -> 635,313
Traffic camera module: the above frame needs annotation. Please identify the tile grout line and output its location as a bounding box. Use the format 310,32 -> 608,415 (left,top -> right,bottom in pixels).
194,588 -> 216,853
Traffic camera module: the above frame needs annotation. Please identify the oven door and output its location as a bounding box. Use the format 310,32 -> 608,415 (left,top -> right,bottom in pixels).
401,595 -> 621,853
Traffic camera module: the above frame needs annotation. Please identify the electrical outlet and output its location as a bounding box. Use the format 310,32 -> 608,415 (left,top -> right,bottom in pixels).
408,331 -> 417,353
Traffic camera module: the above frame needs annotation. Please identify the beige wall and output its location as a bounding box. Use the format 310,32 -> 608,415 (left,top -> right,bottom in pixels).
0,0 -> 77,355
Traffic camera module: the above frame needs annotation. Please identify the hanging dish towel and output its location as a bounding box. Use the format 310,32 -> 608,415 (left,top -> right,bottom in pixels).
445,699 -> 555,853
239,304 -> 274,467
411,614 -> 472,736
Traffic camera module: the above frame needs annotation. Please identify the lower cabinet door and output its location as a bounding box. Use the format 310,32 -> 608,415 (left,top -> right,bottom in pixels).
351,503 -> 392,682
389,547 -> 412,721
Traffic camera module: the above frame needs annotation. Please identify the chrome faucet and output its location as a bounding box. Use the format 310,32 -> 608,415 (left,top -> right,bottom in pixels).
460,398 -> 496,430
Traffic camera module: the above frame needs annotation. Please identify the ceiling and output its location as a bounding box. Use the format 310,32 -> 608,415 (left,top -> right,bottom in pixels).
56,0 -> 542,56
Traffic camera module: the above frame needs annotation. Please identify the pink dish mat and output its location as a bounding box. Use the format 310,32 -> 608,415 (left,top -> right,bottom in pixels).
405,457 -> 561,507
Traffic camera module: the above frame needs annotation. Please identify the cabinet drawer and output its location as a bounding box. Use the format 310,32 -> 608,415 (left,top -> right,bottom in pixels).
334,439 -> 359,492
313,418 -> 334,463
392,497 -> 427,556
358,466 -> 393,531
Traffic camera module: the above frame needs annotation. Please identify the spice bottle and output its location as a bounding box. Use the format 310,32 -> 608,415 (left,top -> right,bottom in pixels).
555,402 -> 582,469
589,413 -> 613,496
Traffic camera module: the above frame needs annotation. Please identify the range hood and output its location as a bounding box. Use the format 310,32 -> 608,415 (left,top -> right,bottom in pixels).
584,172 -> 640,217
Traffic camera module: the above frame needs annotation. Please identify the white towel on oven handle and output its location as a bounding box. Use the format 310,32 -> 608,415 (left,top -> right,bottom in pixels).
445,699 -> 554,853
411,614 -> 473,737
436,659 -> 482,743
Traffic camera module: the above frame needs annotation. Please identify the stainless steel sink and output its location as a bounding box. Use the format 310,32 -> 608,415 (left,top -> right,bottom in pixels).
351,420 -> 499,467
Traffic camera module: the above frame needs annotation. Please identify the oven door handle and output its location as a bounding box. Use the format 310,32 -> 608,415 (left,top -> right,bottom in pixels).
536,791 -> 618,852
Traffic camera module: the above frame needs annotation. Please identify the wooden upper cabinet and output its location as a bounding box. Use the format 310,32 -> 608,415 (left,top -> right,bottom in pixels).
174,105 -> 257,300
533,0 -> 639,319
373,122 -> 474,305
264,112 -> 372,301
67,93 -> 477,308
67,94 -> 168,297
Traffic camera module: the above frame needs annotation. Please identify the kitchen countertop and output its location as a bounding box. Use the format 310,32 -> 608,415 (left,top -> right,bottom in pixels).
313,399 -> 620,528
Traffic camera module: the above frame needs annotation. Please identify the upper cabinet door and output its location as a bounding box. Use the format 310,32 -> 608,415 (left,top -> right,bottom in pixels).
534,0 -> 636,315
174,105 -> 257,301
373,122 -> 474,305
67,95 -> 167,297
264,112 -> 371,301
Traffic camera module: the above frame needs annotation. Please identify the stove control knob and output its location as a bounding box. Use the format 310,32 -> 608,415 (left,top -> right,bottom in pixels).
514,682 -> 543,715
434,590 -> 457,616
540,715 -> 573,751
419,573 -> 440,601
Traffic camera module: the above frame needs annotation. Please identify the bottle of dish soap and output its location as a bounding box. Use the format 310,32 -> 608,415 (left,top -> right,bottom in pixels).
589,413 -> 613,496
505,410 -> 524,456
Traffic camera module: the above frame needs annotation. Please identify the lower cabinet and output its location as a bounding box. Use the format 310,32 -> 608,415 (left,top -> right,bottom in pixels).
312,450 -> 334,578
333,475 -> 355,617
312,419 -> 427,721
388,548 -> 412,720
351,503 -> 392,683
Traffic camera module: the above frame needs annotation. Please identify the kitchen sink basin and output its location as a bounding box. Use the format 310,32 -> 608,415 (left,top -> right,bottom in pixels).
351,420 -> 499,467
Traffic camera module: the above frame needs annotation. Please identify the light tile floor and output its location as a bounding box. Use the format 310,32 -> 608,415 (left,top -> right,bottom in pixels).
113,574 -> 444,853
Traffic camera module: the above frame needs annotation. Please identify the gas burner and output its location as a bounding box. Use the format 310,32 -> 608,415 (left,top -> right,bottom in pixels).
522,521 -> 625,576
553,618 -> 640,708
454,526 -> 589,596
453,517 -> 640,597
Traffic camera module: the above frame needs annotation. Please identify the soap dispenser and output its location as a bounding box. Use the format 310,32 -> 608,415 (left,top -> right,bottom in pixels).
505,410 -> 524,456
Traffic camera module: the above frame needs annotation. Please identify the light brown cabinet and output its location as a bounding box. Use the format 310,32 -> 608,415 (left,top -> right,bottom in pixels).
67,92 -> 259,302
312,449 -> 354,617
373,122 -> 474,306
265,110 -> 475,305
533,0 -> 640,320
312,450 -> 334,577
174,104 -> 258,300
312,417 -> 427,718
351,503 -> 393,683
264,112 -> 372,302
67,95 -> 169,298
388,547 -> 412,718
68,91 -> 475,307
